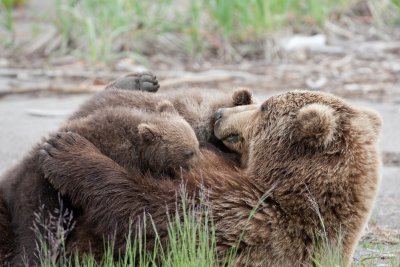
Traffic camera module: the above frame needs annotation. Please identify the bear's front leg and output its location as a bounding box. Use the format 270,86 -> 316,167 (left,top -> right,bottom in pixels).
105,72 -> 160,92
39,131 -> 178,241
39,131 -> 131,203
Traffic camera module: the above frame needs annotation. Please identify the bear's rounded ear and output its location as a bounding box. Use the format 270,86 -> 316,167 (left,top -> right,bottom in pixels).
138,123 -> 159,143
294,103 -> 338,147
156,100 -> 178,116
232,88 -> 253,106
357,107 -> 382,136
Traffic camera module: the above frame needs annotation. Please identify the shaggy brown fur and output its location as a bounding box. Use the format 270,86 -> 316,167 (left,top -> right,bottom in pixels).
69,87 -> 254,147
214,103 -> 259,165
0,72 -> 252,265
0,101 -> 202,265
0,142 -> 65,266
0,72 -> 161,266
213,90 -> 382,265
0,193 -> 14,265
39,90 -> 382,266
61,101 -> 200,176
39,132 -> 242,259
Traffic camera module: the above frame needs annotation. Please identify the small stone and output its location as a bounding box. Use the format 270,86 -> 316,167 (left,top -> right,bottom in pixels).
0,58 -> 9,67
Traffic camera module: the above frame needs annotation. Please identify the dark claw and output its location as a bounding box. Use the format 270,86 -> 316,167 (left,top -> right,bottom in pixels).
141,81 -> 159,92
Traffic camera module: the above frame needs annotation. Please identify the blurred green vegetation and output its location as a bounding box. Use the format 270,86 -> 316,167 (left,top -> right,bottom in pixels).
1,0 -> 26,8
393,0 -> 400,8
203,0 -> 347,38
52,0 -> 350,62
1,0 -> 400,62
0,0 -> 20,34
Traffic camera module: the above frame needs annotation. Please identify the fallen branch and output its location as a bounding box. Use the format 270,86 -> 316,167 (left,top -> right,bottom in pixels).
0,68 -> 121,80
25,108 -> 73,118
0,83 -> 104,98
0,69 -> 277,97
158,69 -> 273,83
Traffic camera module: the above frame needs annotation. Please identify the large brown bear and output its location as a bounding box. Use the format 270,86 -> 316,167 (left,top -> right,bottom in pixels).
39,90 -> 382,266
0,73 -> 253,265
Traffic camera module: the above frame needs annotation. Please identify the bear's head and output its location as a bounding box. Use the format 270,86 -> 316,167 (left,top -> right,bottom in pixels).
214,90 -> 382,260
214,103 -> 259,165
138,100 -> 201,176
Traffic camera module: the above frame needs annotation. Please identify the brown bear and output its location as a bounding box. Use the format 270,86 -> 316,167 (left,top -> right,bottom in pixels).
0,99 -> 202,265
39,90 -> 382,266
60,100 -> 201,177
0,72 -> 254,265
69,84 -> 254,147
0,72 -> 158,266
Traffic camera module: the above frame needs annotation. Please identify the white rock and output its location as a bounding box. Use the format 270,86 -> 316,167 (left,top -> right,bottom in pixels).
280,34 -> 327,51
115,58 -> 147,73
0,58 -> 9,67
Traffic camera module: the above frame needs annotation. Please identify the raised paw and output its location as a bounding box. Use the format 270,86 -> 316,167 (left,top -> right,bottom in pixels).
44,131 -> 97,155
232,88 -> 253,106
39,132 -> 100,190
106,72 -> 160,92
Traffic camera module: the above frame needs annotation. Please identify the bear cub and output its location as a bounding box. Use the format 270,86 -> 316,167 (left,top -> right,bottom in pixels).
58,100 -> 201,177
0,100 -> 200,265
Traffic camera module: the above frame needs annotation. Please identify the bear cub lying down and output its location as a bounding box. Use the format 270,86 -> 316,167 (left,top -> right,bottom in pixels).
59,100 -> 201,177
0,99 -> 201,265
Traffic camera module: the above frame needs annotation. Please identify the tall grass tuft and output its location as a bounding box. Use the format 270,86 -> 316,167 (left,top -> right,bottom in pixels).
163,186 -> 218,267
312,232 -> 346,267
32,197 -> 75,267
306,186 -> 347,267
32,185 -> 238,266
0,0 -> 15,40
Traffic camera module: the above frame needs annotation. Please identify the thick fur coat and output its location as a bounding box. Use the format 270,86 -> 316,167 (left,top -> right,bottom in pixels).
39,90 -> 381,266
0,74 -> 252,265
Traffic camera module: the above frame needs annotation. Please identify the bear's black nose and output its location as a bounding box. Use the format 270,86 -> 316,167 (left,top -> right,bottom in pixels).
184,150 -> 194,159
215,108 -> 225,121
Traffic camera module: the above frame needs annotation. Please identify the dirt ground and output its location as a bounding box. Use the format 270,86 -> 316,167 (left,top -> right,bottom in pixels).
0,0 -> 399,265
